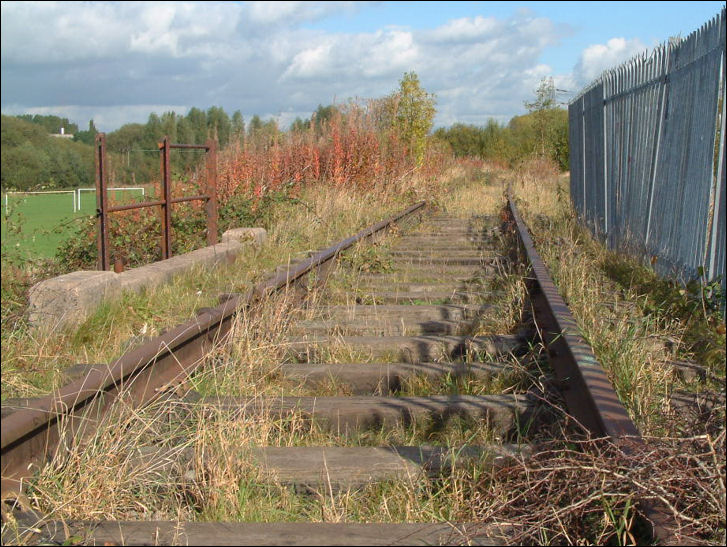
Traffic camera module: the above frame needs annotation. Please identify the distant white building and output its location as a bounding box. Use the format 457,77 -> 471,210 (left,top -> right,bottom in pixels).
50,127 -> 74,138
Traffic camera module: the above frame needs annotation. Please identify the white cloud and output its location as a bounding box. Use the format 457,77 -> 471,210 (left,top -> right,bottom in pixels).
1,2 -> 573,131
429,16 -> 498,43
573,37 -> 648,84
246,1 -> 364,26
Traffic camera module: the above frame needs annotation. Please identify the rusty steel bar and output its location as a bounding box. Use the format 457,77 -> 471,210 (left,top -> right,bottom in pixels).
95,136 -> 219,270
169,143 -> 211,150
95,134 -> 110,271
169,195 -> 209,205
160,137 -> 172,260
108,200 -> 166,213
0,200 -> 426,499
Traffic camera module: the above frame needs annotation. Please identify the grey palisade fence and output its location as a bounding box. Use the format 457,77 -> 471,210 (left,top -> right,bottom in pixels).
568,8 -> 725,305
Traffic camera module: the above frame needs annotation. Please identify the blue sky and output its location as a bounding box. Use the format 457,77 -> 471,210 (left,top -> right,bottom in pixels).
1,1 -> 724,132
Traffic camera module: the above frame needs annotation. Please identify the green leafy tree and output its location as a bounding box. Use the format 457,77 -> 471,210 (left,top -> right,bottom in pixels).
390,72 -> 436,165
231,110 -> 245,145
186,107 -> 207,144
247,115 -> 263,140
290,116 -> 309,133
18,114 -> 78,135
1,115 -> 93,191
206,106 -> 231,146
524,76 -> 567,163
311,104 -> 338,135
73,119 -> 98,146
161,112 -> 178,143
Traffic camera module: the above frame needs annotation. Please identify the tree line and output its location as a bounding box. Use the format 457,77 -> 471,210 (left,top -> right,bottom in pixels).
434,78 -> 569,170
1,77 -> 568,193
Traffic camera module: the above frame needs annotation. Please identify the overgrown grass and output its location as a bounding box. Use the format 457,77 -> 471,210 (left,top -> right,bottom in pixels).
508,159 -> 725,436
6,158 -> 721,545
1,184 -> 419,400
3,162 -> 537,544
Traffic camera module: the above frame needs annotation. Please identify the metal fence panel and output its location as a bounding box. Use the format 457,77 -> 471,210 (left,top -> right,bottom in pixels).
569,8 -> 725,306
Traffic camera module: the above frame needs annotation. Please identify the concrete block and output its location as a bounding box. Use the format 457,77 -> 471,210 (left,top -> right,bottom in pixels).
222,227 -> 267,247
117,240 -> 243,294
28,271 -> 120,332
28,228 -> 263,331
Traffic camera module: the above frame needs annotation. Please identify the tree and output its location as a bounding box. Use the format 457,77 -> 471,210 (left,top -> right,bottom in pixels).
73,119 -> 98,145
206,106 -> 231,146
161,111 -> 178,143
311,104 -> 338,135
247,115 -> 263,140
390,72 -> 436,165
144,113 -> 163,148
231,110 -> 245,145
525,77 -> 557,157
186,107 -> 207,144
290,117 -> 309,133
523,77 -> 569,169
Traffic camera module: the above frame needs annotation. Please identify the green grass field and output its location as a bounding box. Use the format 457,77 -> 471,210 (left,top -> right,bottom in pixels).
1,189 -> 144,259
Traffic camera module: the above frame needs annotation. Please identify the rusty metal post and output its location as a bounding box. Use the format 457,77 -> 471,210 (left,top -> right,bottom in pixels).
160,136 -> 172,259
205,139 -> 218,245
95,133 -> 110,271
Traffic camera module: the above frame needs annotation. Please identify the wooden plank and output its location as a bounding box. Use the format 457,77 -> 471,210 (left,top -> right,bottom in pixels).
310,304 -> 487,322
389,256 -> 485,265
249,445 -> 522,489
285,334 -> 525,362
279,361 -> 510,394
31,521 -> 507,545
200,394 -> 532,435
289,318 -> 472,336
338,290 -> 482,305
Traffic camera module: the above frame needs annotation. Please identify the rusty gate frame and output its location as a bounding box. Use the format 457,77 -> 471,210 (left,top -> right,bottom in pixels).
94,134 -> 218,271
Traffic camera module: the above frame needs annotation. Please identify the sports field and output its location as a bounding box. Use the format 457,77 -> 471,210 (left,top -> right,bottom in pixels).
1,189 -> 145,259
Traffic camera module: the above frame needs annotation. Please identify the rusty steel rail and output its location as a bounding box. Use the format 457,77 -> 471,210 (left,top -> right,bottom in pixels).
0,201 -> 426,499
506,198 -> 639,439
506,196 -> 681,545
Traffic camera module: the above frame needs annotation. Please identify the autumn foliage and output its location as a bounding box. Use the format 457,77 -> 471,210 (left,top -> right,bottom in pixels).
217,101 -> 448,205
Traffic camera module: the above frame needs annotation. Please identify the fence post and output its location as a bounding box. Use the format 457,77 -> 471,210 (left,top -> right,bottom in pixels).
645,47 -> 670,248
95,133 -> 110,271
205,139 -> 218,246
159,136 -> 172,259
706,51 -> 726,281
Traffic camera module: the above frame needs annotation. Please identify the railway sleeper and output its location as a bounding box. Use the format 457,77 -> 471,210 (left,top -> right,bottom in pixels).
125,441 -> 530,494
388,256 -> 487,266
284,334 -> 527,363
287,318 -> 474,336
333,290 -> 489,306
307,304 -> 491,322
343,278 -> 490,292
191,393 -> 535,438
19,520 -> 510,546
277,361 -> 512,394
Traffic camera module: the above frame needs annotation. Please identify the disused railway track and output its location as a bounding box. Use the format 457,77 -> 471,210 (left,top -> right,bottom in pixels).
1,197 -> 676,545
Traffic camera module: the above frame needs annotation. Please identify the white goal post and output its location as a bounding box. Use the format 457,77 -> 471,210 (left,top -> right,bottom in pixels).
76,187 -> 145,212
3,187 -> 146,214
4,190 -> 76,215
